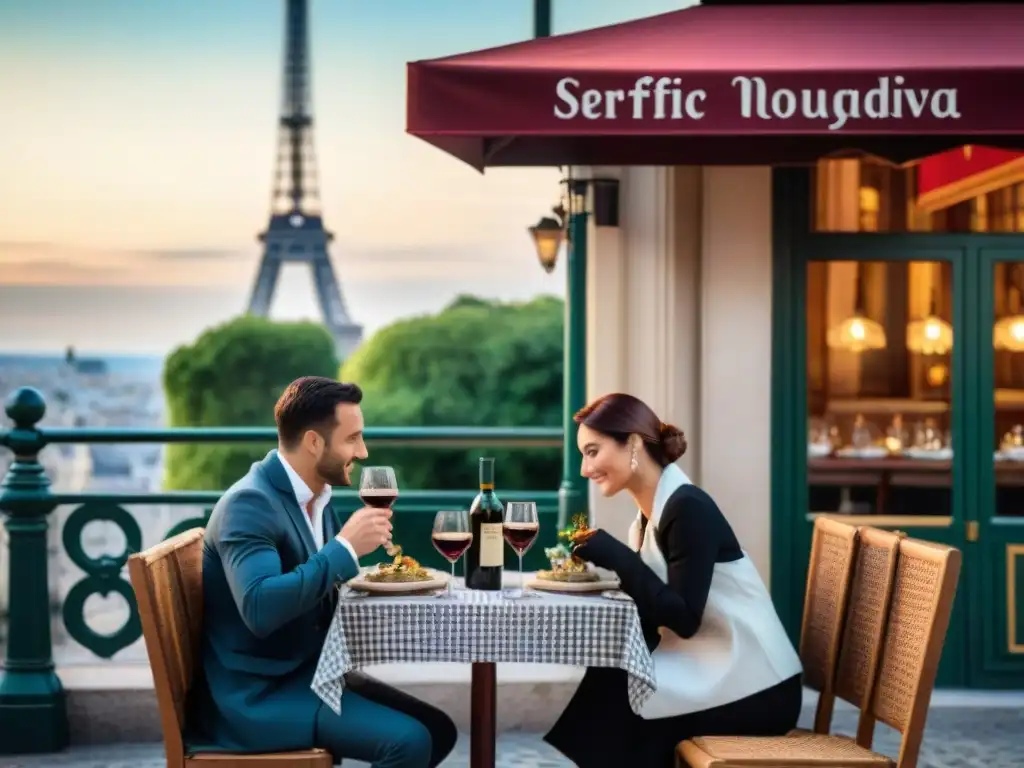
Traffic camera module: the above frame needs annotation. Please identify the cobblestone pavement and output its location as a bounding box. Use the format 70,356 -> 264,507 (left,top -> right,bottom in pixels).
1,707 -> 1021,767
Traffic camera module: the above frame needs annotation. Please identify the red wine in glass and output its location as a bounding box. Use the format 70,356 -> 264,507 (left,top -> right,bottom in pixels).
359,488 -> 398,509
432,510 -> 471,598
502,523 -> 539,555
432,532 -> 473,562
360,466 -> 399,555
503,502 -> 540,598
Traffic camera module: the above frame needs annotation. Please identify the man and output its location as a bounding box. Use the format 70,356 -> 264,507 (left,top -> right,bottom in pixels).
191,376 -> 458,768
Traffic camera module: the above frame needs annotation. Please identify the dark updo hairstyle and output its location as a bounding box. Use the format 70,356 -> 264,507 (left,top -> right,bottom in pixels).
574,393 -> 687,468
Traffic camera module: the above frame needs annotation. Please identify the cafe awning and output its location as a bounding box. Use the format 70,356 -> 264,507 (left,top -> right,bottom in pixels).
406,3 -> 1024,171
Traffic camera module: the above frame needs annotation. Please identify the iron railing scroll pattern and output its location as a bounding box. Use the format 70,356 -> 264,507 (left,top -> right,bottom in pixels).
60,502 -> 143,660
0,385 -> 562,755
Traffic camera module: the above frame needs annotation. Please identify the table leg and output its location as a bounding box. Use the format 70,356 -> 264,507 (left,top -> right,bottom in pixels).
876,470 -> 891,515
470,662 -> 497,768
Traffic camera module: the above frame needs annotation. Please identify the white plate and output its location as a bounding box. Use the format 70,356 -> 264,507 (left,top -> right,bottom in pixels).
348,571 -> 448,594
525,577 -> 621,594
807,443 -> 832,458
903,447 -> 953,461
835,446 -> 889,459
999,447 -> 1024,461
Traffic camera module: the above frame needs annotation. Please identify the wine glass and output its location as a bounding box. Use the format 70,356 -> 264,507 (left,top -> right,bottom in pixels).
431,510 -> 471,599
360,466 -> 399,555
503,501 -> 540,599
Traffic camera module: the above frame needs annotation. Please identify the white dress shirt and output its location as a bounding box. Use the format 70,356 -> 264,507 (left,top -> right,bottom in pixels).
278,454 -> 359,565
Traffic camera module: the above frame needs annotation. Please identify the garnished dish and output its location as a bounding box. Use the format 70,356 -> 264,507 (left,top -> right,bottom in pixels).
536,515 -> 601,583
363,548 -> 434,583
561,513 -> 598,546
536,559 -> 601,583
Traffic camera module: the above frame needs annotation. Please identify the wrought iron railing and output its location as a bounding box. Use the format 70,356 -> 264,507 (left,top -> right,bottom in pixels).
0,386 -> 563,753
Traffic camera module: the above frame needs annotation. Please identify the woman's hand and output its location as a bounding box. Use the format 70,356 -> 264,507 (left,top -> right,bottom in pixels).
571,529 -> 628,570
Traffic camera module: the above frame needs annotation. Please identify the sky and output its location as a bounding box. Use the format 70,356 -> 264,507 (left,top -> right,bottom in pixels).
0,0 -> 695,355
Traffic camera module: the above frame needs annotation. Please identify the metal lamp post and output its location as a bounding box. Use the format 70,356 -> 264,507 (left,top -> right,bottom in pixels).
533,0 -> 552,38
529,175 -> 618,529
530,0 -> 594,529
560,182 -> 589,530
526,6 -> 614,531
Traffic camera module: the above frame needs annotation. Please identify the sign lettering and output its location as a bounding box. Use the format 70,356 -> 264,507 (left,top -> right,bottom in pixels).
553,75 -> 961,130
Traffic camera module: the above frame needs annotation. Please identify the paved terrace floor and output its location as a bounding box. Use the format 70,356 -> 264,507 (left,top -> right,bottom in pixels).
2,701 -> 1022,768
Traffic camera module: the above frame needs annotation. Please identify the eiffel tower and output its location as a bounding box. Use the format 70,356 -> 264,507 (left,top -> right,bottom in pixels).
247,0 -> 363,360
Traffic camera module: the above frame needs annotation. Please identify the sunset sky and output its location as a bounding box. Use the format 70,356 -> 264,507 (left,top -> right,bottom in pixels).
0,0 -> 693,354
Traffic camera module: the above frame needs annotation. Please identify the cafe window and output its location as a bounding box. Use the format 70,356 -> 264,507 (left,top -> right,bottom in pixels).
977,184 -> 1024,232
806,258 -> 954,519
806,255 -> 1024,520
992,260 -> 1024,517
811,150 -> 1024,234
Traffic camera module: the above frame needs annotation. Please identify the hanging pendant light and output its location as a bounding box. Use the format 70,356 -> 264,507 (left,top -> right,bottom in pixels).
907,286 -> 953,355
827,263 -> 887,353
992,315 -> 1024,351
994,265 -> 1024,351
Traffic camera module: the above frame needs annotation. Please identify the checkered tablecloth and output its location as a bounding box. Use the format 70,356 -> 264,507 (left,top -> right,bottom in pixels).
311,588 -> 656,715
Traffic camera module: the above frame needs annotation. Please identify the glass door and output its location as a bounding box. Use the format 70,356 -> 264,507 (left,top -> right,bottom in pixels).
776,161 -> 1024,688
974,246 -> 1024,686
797,237 -> 971,687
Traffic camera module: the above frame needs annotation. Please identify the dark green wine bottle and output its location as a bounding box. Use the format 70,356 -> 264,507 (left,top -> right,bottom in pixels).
466,457 -> 504,590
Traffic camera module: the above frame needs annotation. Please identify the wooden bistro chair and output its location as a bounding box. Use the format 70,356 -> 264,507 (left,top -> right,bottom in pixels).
787,526 -> 903,741
790,517 -> 860,736
128,528 -> 332,768
678,533 -> 961,768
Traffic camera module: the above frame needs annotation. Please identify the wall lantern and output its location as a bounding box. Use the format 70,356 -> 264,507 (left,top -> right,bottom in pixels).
529,204 -> 566,274
527,176 -> 619,273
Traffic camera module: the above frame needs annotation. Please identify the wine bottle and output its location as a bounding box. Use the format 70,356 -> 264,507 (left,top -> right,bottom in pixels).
466,457 -> 505,590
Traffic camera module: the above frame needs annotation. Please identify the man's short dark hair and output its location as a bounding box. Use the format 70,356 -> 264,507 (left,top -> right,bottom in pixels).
274,377 -> 363,449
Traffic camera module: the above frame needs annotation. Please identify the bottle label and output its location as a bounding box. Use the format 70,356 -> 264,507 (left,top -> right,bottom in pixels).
480,523 -> 504,567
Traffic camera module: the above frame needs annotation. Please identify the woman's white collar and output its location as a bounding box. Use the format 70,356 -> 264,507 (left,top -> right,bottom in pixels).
647,463 -> 693,529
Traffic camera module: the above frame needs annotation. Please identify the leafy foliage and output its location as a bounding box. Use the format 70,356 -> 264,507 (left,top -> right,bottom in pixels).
341,294 -> 564,491
161,296 -> 564,493
163,315 -> 339,490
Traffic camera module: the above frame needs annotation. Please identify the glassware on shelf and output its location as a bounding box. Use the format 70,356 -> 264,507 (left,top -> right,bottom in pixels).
807,417 -> 834,458
999,424 -> 1024,461
837,414 -> 887,459
884,413 -> 909,454
851,414 -> 874,449
918,418 -> 944,451
905,418 -> 953,460
1002,424 -> 1024,450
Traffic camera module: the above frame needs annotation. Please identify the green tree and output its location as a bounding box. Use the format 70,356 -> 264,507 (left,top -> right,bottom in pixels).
163,315 -> 339,490
341,294 -> 563,491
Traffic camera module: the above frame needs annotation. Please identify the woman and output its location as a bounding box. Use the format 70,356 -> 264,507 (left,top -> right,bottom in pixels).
544,393 -> 803,768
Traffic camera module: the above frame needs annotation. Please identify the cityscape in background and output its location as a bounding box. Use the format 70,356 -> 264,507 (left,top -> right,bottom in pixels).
0,0 -> 694,666
0,351 -> 183,663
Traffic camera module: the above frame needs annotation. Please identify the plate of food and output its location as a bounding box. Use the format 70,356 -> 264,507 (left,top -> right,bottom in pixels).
348,549 -> 448,594
526,515 -> 619,594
